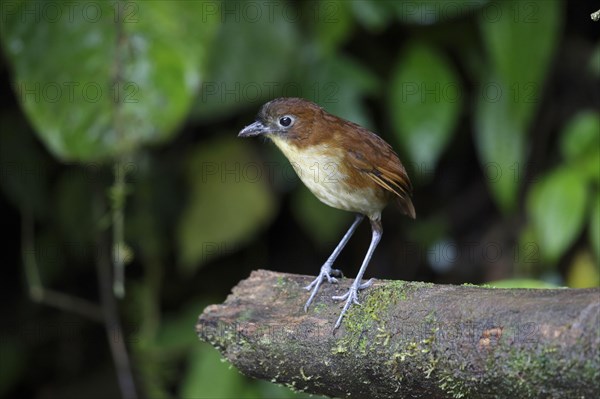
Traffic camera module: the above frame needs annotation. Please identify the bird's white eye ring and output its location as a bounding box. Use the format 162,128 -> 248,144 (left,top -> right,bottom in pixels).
278,115 -> 294,127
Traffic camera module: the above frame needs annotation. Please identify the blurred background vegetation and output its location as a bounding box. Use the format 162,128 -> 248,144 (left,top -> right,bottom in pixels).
0,0 -> 598,398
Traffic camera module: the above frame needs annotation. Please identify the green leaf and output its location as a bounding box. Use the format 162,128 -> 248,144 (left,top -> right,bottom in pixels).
177,138 -> 277,273
486,279 -> 558,289
1,0 -> 218,161
181,343 -> 322,399
591,193 -> 600,263
180,344 -> 249,399
475,0 -> 561,211
560,111 -> 600,160
350,1 -> 395,31
256,380 -> 322,399
390,42 -> 462,180
527,167 -> 587,263
566,251 -> 599,288
473,79 -> 523,212
306,54 -> 379,129
479,0 -> 561,128
312,0 -> 354,53
571,148 -> 600,183
291,186 -> 352,247
155,301 -> 211,351
515,224 -> 544,276
192,0 -> 299,122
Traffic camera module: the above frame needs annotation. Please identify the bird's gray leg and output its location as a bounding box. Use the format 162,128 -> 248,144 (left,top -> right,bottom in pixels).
304,214 -> 365,312
332,218 -> 382,329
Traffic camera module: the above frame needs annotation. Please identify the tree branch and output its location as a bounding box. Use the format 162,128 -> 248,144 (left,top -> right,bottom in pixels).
197,270 -> 599,399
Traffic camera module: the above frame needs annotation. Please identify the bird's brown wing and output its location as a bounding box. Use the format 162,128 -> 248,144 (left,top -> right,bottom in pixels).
334,119 -> 416,219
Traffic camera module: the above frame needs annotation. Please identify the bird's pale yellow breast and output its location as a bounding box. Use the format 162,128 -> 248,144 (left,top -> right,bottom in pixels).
270,135 -> 385,220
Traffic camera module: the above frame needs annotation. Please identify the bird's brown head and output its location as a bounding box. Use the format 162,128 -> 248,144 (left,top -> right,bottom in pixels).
238,97 -> 322,143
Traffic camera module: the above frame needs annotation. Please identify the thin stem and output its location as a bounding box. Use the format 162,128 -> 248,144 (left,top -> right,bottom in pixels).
111,0 -> 130,299
95,184 -> 138,399
112,159 -> 127,298
21,207 -> 103,322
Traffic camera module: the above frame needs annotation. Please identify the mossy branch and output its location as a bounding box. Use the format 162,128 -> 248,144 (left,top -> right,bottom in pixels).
197,270 -> 599,399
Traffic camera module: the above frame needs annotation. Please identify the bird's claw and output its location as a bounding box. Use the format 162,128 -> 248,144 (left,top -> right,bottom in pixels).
332,287 -> 362,304
303,265 -> 344,312
303,267 -> 341,291
332,278 -> 375,329
327,268 -> 343,282
359,278 -> 374,290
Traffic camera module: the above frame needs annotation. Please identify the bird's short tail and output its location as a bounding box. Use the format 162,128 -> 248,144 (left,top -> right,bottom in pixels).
398,197 -> 416,219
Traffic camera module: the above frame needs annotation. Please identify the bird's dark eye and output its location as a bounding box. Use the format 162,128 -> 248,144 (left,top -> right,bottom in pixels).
279,116 -> 293,127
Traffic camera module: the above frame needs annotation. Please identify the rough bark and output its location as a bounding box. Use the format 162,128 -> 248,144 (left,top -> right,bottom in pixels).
196,270 -> 600,399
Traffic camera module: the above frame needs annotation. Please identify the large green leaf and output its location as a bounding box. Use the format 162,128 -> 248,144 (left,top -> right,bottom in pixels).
177,138 -> 277,273
473,81 -> 523,211
573,150 -> 600,182
560,111 -> 600,160
192,0 -> 300,122
527,167 -> 587,263
180,343 -> 317,399
559,111 -> 600,186
312,0 -> 354,53
180,345 -> 249,399
390,42 -> 462,180
479,0 -> 561,128
1,0 -> 218,161
305,54 -> 379,129
475,0 -> 561,212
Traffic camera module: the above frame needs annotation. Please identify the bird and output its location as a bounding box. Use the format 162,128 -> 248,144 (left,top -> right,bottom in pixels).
238,97 -> 415,329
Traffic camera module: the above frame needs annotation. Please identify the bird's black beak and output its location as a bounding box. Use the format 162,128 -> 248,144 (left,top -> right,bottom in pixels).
238,120 -> 269,138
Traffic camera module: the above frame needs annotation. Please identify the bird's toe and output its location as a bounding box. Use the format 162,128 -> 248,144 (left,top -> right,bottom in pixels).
359,278 -> 374,290
326,275 -> 339,284
332,291 -> 350,301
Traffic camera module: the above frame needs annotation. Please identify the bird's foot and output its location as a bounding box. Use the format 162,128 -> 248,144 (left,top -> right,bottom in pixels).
303,264 -> 343,312
332,278 -> 374,329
